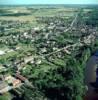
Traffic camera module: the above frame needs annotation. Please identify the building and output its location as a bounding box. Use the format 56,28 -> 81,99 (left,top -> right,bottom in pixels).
4,75 -> 21,87
24,56 -> 34,64
0,50 -> 5,56
36,59 -> 42,65
41,47 -> 47,53
0,81 -> 10,94
13,79 -> 21,87
0,76 -> 10,94
15,73 -> 28,83
5,75 -> 15,84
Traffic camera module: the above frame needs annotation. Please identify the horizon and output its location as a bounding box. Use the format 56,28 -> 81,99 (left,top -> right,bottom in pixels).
0,4 -> 98,6
0,0 -> 98,5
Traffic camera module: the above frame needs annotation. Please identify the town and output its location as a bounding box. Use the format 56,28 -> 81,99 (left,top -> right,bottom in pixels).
0,5 -> 98,100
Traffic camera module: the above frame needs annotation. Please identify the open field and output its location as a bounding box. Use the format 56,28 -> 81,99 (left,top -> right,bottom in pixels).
0,6 -> 76,21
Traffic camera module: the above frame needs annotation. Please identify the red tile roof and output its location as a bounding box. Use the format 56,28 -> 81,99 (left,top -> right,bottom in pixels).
15,73 -> 27,81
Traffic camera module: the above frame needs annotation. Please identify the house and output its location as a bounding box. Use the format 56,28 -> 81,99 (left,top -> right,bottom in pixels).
13,79 -> 21,87
4,75 -> 21,87
30,60 -> 35,64
23,32 -> 28,37
24,56 -> 34,64
33,27 -> 40,31
5,75 -> 12,81
0,76 -> 10,94
0,50 -> 5,56
4,75 -> 15,84
41,47 -> 47,53
53,47 -> 58,51
81,28 -> 86,33
0,81 -> 10,94
36,59 -> 42,65
15,46 -> 20,50
6,49 -> 14,53
15,73 -> 28,83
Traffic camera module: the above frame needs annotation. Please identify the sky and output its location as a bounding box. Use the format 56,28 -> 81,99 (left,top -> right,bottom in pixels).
0,0 -> 98,5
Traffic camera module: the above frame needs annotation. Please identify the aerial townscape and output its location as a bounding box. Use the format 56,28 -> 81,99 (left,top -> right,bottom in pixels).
0,4 -> 98,100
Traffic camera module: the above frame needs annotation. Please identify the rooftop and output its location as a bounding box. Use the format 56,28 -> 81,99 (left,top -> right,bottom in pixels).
0,50 -> 5,55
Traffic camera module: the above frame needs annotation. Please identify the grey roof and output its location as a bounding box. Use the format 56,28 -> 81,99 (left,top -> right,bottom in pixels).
0,81 -> 8,90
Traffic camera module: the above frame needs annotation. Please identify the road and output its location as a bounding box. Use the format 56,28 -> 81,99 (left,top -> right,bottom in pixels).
41,12 -> 79,57
64,13 -> 78,33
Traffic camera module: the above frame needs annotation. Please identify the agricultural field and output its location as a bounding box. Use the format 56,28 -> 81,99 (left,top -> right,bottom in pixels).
0,6 -> 76,21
